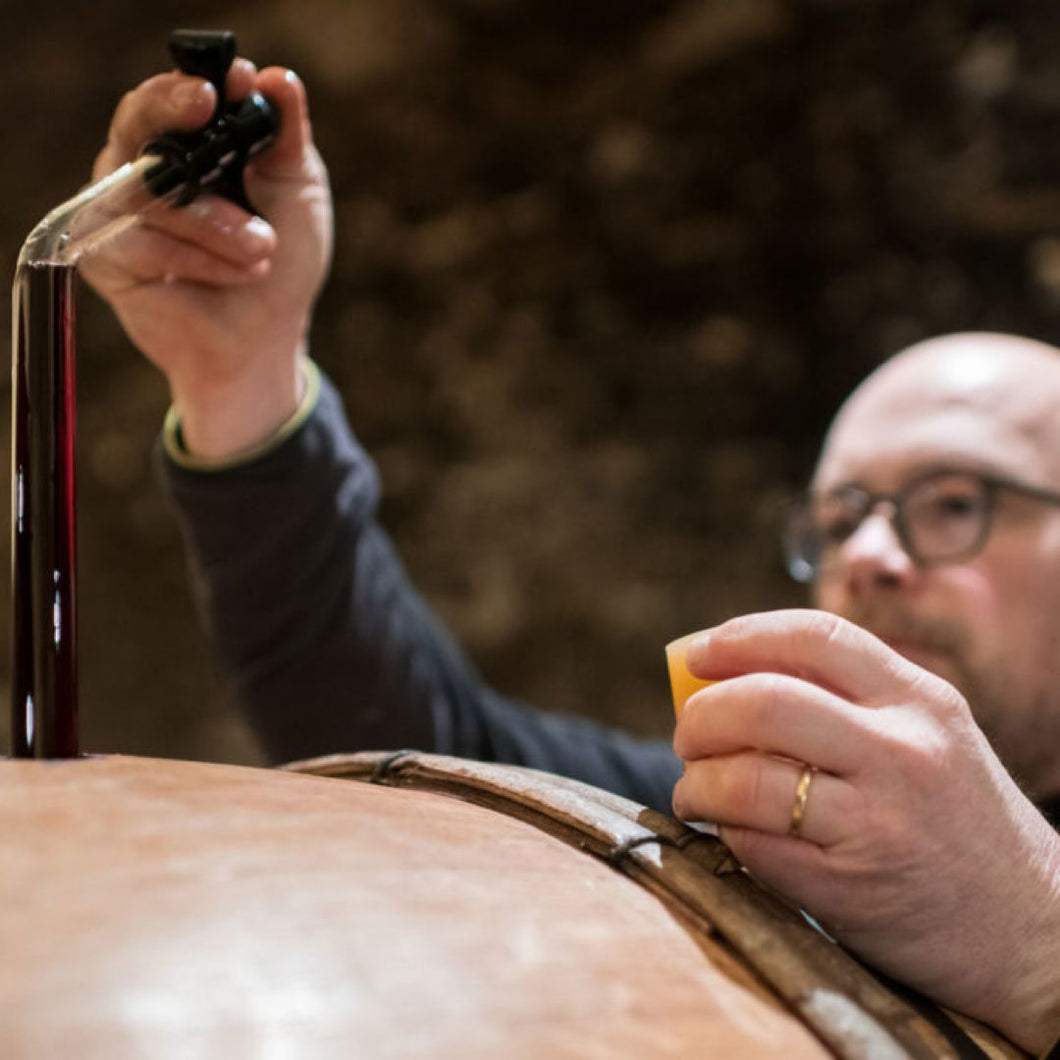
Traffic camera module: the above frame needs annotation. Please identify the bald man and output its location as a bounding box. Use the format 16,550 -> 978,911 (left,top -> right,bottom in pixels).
675,335 -> 1060,1049
86,66 -> 1060,1049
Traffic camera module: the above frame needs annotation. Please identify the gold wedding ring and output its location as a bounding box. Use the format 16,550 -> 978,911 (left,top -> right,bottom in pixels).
789,765 -> 816,836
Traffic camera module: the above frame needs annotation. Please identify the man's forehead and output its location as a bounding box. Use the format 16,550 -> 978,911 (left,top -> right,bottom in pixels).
813,334 -> 1060,489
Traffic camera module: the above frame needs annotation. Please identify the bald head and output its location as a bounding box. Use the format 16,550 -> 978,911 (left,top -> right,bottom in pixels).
815,332 -> 1060,492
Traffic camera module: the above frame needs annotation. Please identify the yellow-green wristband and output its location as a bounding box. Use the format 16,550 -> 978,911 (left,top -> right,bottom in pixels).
162,360 -> 322,472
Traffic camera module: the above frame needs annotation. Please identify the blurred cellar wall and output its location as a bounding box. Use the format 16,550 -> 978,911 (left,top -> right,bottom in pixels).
3,0 -> 1060,763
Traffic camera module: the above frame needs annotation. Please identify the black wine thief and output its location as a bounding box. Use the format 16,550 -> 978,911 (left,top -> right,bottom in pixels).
7,30 -> 277,758
143,30 -> 280,212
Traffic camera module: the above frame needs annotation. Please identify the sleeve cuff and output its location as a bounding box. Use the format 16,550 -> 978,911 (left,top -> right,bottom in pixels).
162,360 -> 323,472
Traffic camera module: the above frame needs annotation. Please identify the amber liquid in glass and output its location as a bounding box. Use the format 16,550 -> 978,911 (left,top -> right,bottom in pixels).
665,633 -> 715,719
10,262 -> 79,757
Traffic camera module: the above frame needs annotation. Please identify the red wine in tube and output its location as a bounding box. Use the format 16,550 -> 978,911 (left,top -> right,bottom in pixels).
10,262 -> 78,757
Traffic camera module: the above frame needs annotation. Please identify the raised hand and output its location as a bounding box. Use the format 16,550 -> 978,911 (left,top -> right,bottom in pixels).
80,59 -> 333,458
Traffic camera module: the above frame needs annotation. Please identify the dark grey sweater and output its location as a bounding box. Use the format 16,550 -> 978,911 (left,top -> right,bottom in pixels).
159,373 -> 682,814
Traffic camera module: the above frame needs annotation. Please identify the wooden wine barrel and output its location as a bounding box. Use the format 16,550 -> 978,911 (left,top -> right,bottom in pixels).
0,751 -> 1024,1058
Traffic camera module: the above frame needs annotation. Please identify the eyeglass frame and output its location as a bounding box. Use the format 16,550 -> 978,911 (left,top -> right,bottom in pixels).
783,465 -> 1060,584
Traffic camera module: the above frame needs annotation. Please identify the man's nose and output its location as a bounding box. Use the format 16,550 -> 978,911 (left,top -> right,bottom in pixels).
835,509 -> 917,591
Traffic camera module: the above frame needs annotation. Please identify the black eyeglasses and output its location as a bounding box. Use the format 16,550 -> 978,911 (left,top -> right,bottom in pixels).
783,467 -> 1060,584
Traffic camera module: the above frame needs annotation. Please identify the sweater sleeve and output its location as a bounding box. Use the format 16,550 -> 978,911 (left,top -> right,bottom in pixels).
155,371 -> 682,813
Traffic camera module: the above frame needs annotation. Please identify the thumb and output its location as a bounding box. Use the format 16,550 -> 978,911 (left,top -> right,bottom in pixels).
246,66 -> 318,182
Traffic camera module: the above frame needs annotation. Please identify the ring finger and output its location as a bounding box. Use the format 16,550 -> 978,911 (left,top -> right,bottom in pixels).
81,224 -> 270,290
673,752 -> 853,847
140,196 -> 276,264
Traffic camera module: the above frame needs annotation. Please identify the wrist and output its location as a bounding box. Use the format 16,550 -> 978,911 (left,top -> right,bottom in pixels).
993,832 -> 1060,1053
164,356 -> 320,471
171,351 -> 308,460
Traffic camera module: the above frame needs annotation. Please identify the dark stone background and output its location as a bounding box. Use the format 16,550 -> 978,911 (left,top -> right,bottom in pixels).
3,0 -> 1060,764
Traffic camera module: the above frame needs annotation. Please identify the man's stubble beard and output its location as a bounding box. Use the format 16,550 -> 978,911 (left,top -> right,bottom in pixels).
837,599 -> 1060,800
958,639 -> 1060,801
